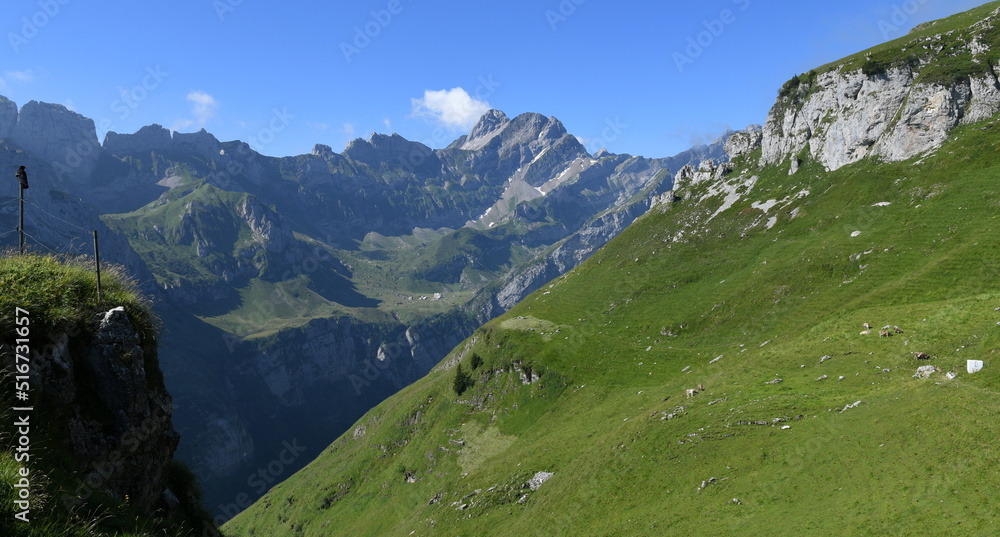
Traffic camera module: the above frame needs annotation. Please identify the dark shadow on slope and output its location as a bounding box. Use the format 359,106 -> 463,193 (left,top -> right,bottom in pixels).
305,270 -> 381,309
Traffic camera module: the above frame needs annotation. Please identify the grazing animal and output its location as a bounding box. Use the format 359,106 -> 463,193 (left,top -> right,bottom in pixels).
685,389 -> 698,398
913,352 -> 931,360
860,330 -> 872,335
862,323 -> 872,330
879,330 -> 891,338
893,326 -> 903,334
697,383 -> 704,391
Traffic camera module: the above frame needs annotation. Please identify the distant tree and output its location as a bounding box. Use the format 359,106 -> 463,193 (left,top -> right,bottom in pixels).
453,363 -> 472,395
470,353 -> 483,371
778,75 -> 801,98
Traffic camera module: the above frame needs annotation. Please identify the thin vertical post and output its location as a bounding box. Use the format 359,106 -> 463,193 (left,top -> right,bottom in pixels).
93,230 -> 102,304
18,185 -> 24,254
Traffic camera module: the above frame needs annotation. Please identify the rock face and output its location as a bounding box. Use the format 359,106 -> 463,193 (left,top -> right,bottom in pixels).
485,192 -> 659,317
724,125 -> 763,159
0,95 -> 17,140
344,133 -> 441,176
236,195 -> 292,254
103,124 -> 174,156
11,100 -> 100,185
459,109 -> 511,151
762,37 -> 1000,172
172,129 -> 221,158
30,307 -> 178,513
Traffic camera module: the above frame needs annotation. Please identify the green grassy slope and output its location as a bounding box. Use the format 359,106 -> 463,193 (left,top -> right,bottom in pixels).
225,106 -> 1000,536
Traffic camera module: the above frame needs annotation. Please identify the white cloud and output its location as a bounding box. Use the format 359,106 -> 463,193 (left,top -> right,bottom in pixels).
411,87 -> 490,130
0,69 -> 35,91
667,121 -> 732,148
187,90 -> 218,126
170,119 -> 195,132
342,123 -> 355,136
172,91 -> 218,132
5,70 -> 34,83
383,118 -> 392,130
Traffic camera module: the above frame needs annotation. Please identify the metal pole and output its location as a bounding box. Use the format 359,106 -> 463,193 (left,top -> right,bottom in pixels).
93,230 -> 102,304
18,184 -> 24,254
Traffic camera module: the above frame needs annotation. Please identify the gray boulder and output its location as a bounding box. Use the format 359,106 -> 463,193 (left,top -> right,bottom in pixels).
526,471 -> 554,491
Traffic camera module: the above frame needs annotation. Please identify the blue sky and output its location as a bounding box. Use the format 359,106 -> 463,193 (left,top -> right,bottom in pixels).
0,0 -> 990,159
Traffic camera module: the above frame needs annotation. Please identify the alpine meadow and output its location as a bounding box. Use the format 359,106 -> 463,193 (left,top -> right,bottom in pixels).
225,4 -> 1000,536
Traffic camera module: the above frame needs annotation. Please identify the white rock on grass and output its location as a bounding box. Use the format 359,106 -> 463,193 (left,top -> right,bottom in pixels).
526,471 -> 554,491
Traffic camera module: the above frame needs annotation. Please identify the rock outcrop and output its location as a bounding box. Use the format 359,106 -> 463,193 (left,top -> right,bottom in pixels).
724,125 -> 763,159
172,129 -> 222,158
11,100 -> 100,185
103,124 -> 174,156
457,109 -> 511,151
29,307 -> 178,513
761,17 -> 1000,171
236,195 -> 292,254
0,95 -> 17,140
344,133 -> 441,176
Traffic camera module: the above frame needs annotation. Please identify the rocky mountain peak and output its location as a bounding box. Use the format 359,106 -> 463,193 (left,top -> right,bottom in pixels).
461,109 -> 510,150
11,100 -> 100,185
504,112 -> 566,146
172,128 -> 221,156
344,133 -> 440,174
312,143 -> 335,157
103,124 -> 173,156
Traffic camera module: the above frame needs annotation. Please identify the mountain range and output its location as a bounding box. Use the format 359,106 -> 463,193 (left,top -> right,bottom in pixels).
218,3 -> 1000,535
4,3 -> 1000,533
0,96 -> 730,515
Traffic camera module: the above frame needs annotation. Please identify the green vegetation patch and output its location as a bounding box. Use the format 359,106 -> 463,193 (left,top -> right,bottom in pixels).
0,252 -> 156,343
457,424 -> 518,475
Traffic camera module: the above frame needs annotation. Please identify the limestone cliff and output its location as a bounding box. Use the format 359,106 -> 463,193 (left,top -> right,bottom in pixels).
761,8 -> 1000,171
9,100 -> 100,186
